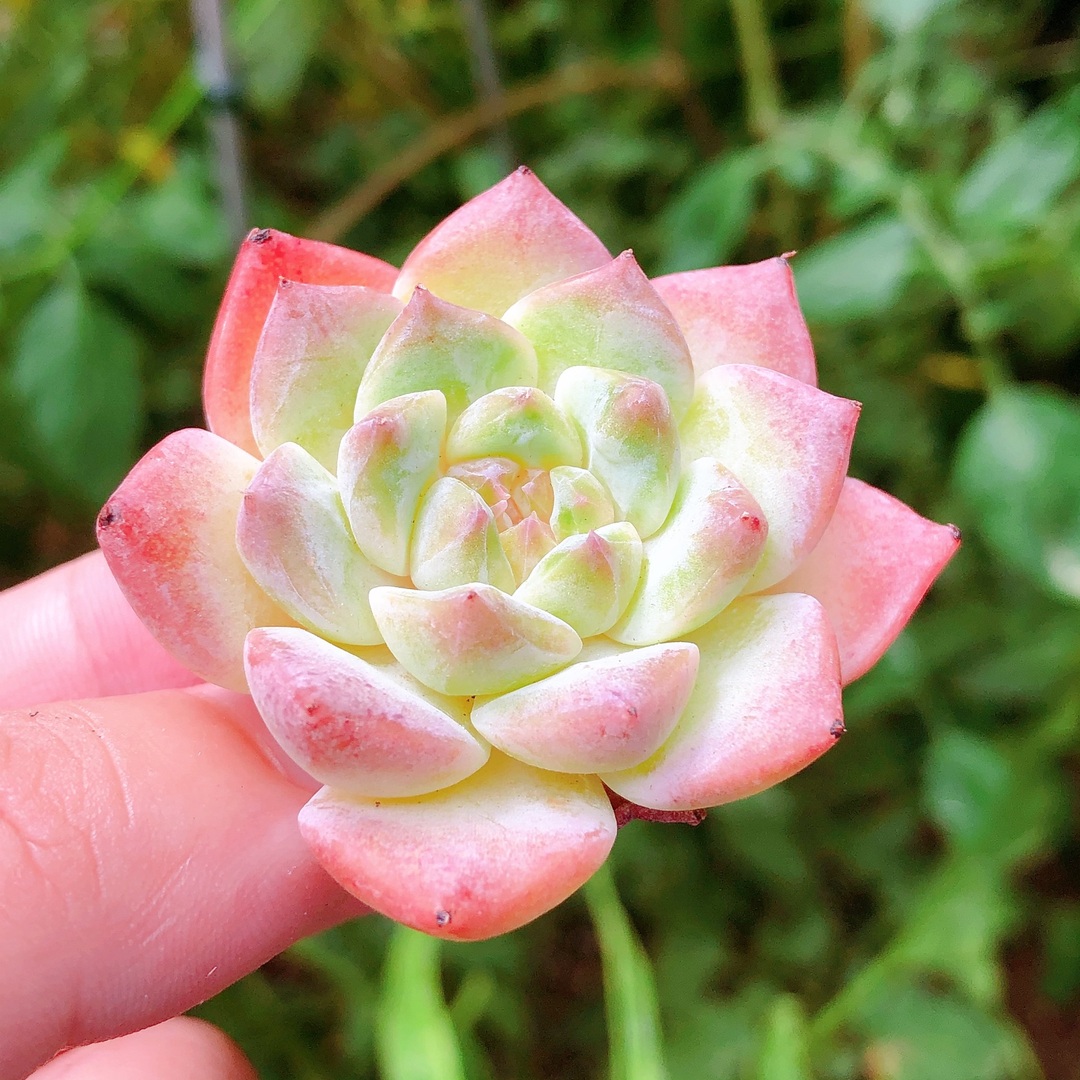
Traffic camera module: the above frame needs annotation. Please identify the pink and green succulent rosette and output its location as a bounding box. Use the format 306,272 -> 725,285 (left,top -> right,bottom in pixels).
98,169 -> 959,941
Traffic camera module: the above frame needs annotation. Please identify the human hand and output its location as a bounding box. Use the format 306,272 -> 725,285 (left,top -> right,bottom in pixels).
0,551 -> 366,1079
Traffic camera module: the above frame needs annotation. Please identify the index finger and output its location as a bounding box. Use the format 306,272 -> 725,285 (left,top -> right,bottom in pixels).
0,551 -> 199,710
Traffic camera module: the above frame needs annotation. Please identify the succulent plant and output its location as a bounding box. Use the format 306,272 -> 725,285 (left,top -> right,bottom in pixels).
98,169 -> 958,940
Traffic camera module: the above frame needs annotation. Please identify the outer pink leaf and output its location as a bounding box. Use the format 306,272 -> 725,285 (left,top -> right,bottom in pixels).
299,753 -> 617,940
245,627 -> 488,797
602,594 -> 842,810
680,364 -> 860,590
204,228 -> 397,455
651,257 -> 817,385
393,167 -> 611,316
96,429 -> 291,691
765,478 -> 960,684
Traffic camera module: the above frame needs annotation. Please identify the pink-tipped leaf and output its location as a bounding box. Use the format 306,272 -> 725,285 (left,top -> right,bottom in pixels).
609,457 -> 767,646
514,522 -> 643,638
250,281 -> 402,469
680,364 -> 859,590
410,477 -> 516,593
369,583 -> 582,696
602,593 -> 843,810
236,443 -> 402,645
765,477 -> 960,683
471,640 -> 699,773
504,250 -> 696,418
354,287 -> 538,423
204,228 -> 397,454
394,167 -> 611,317
338,391 -> 447,576
245,627 -> 488,797
299,753 -> 616,940
555,368 -> 680,539
96,428 -> 292,691
652,257 -> 817,385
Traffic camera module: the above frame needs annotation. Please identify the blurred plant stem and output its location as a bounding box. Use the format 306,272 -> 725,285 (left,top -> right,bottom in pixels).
653,0 -> 722,154
309,54 -> 687,241
190,0 -> 249,244
727,0 -> 797,248
0,0 -> 274,287
727,0 -> 782,139
457,0 -> 515,172
584,863 -> 669,1080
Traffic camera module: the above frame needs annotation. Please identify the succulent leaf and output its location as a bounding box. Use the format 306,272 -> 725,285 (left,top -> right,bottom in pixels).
609,457 -> 767,646
245,627 -> 488,798
548,466 -> 616,541
471,640 -> 698,773
237,443 -> 401,645
393,167 -> 610,317
680,364 -> 859,589
410,477 -> 516,593
338,391 -> 447,576
299,752 -> 616,940
652,257 -> 817,385
355,287 -> 538,423
250,281 -> 402,469
764,477 -> 961,684
205,228 -> 397,454
602,593 -> 842,810
446,386 -> 583,469
514,522 -> 643,638
555,367 -> 680,539
97,428 -> 292,691
504,250 -> 696,418
369,583 -> 582,696
501,514 -> 558,586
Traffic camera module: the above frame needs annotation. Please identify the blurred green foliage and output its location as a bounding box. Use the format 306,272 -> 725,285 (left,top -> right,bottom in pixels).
3,0 -> 1080,1077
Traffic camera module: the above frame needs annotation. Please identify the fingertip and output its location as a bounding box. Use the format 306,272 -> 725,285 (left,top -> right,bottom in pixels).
28,1018 -> 257,1080
0,551 -> 201,708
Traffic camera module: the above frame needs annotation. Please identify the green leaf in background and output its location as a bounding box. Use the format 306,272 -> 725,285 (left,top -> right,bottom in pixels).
130,152 -> 232,267
0,135 -> 66,255
843,974 -> 1032,1080
923,730 -> 1012,857
953,385 -> 1080,603
9,272 -> 143,507
1042,903 -> 1080,1004
376,926 -> 466,1080
954,87 -> 1080,229
862,0 -> 958,36
792,214 -> 920,324
657,149 -> 762,275
754,995 -> 811,1080
234,0 -> 327,113
584,864 -> 669,1080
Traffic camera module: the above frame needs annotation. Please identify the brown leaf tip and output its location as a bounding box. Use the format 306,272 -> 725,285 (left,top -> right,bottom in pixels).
97,504 -> 121,530
606,788 -> 707,828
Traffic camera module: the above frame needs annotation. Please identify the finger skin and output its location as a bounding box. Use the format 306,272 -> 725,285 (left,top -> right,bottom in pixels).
0,686 -> 365,1080
0,551 -> 200,709
28,1018 -> 257,1080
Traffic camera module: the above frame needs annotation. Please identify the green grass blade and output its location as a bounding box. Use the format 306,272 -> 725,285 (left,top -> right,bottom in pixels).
376,925 -> 467,1080
584,863 -> 669,1080
755,994 -> 812,1080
